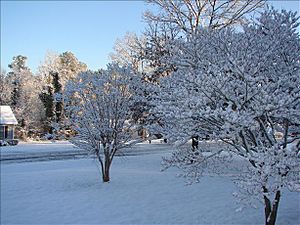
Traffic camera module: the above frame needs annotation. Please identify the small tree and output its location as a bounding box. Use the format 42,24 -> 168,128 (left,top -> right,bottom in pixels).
154,9 -> 300,225
64,64 -> 143,182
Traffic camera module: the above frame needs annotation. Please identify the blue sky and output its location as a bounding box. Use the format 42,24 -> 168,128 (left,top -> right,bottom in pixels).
1,1 -> 299,73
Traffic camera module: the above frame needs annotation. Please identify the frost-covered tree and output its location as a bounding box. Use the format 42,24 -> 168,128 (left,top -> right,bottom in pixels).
38,52 -> 59,134
145,0 -> 265,33
0,70 -> 13,105
64,63 -> 143,182
139,0 -> 266,145
7,55 -> 44,139
38,51 -> 87,136
110,32 -> 148,73
141,0 -> 265,81
110,32 -> 161,139
8,55 -> 29,108
58,51 -> 87,87
154,9 -> 300,225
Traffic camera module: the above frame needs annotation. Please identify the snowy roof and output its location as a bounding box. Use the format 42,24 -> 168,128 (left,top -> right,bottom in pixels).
0,106 -> 18,125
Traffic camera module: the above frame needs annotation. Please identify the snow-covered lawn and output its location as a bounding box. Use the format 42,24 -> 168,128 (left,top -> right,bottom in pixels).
1,142 -> 299,224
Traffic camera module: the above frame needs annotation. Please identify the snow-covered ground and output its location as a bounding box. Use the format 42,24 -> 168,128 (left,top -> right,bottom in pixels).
1,142 -> 299,224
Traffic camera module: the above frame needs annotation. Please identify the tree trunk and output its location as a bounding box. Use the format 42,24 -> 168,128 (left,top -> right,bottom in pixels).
96,150 -> 110,183
102,169 -> 110,182
102,154 -> 111,183
192,135 -> 199,150
264,190 -> 281,225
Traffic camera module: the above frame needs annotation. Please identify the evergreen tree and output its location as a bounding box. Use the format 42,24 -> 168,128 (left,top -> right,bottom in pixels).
8,55 -> 28,108
51,71 -> 63,124
39,86 -> 54,134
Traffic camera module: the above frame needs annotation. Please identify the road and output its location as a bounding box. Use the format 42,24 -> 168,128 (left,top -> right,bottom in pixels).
0,142 -> 173,164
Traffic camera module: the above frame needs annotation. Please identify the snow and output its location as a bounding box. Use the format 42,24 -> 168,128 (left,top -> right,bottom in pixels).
0,105 -> 18,125
1,142 -> 299,224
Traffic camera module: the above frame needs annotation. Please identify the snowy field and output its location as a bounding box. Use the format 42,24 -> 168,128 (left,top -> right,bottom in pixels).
1,142 -> 299,224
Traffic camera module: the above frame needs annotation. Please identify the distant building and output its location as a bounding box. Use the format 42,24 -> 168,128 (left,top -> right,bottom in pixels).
0,105 -> 18,146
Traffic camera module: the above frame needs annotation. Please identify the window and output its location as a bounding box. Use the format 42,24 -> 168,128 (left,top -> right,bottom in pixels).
4,126 -> 8,139
0,126 -> 3,139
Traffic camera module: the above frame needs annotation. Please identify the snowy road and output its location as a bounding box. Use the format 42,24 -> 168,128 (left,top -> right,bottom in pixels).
0,141 -> 173,164
0,150 -> 88,163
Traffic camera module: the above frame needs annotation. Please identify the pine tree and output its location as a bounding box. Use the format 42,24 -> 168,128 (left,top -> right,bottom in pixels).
8,55 -> 28,108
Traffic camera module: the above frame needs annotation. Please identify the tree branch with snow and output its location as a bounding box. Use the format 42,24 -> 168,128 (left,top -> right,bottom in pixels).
153,9 -> 300,225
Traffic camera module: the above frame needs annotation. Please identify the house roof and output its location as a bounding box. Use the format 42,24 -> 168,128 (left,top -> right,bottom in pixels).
0,106 -> 18,125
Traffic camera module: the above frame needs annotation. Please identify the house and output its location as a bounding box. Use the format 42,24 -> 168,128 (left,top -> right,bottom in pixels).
0,105 -> 18,146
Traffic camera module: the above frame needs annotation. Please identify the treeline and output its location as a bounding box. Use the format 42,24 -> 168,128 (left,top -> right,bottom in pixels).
0,52 -> 87,140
